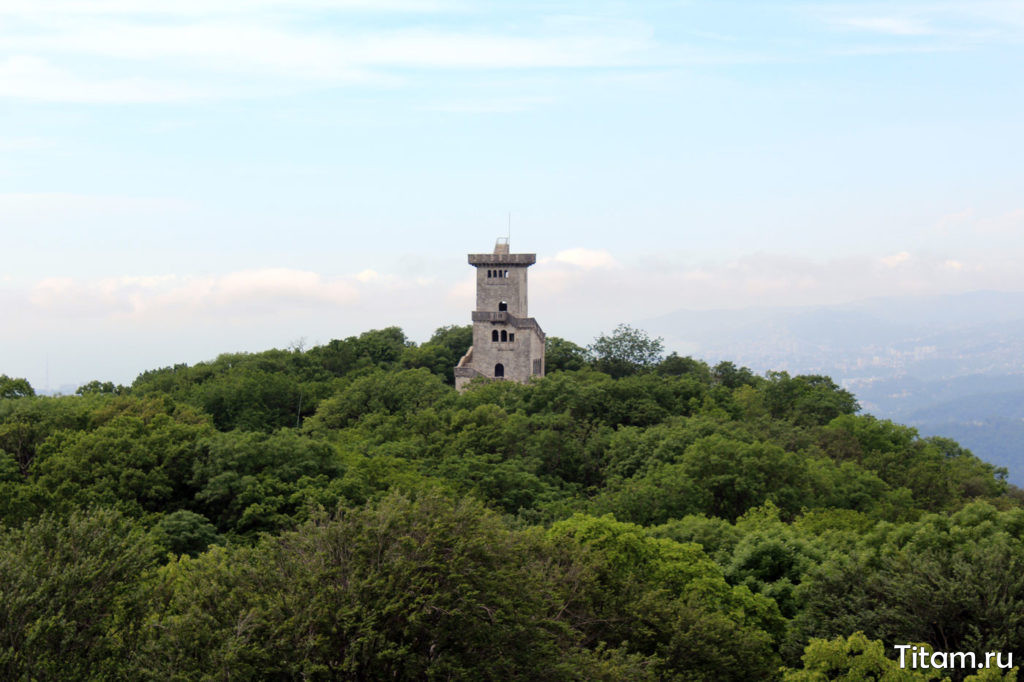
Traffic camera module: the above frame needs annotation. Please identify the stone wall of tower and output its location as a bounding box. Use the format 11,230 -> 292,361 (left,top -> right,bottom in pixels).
474,262 -> 529,317
467,316 -> 544,383
454,245 -> 545,391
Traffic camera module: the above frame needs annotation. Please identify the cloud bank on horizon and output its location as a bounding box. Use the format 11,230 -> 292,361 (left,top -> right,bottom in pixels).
2,0 -> 1024,387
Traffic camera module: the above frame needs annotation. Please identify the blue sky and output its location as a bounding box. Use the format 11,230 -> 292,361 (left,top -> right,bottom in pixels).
2,0 -> 1024,388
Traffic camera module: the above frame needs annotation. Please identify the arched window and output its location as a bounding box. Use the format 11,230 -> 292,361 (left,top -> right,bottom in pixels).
491,330 -> 499,342
487,270 -> 491,278
500,330 -> 508,342
504,270 -> 509,278
498,301 -> 507,312
494,363 -> 504,378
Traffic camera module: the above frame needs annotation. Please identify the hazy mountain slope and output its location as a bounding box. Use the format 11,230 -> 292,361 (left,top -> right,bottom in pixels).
644,291 -> 1024,484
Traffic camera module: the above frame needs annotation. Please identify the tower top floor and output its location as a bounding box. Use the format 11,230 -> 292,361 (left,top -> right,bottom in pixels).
467,237 -> 535,266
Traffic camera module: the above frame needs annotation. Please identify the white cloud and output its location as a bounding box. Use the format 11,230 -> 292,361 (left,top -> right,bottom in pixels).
0,191 -> 190,221
0,5 -> 664,102
0,0 -> 452,17
0,24 -> 655,73
355,269 -> 380,282
932,208 -> 1024,237
19,265 -> 459,323
0,55 -> 209,103
418,95 -> 554,113
27,269 -> 360,318
9,251 -> 1024,388
835,16 -> 935,36
0,136 -> 55,151
881,251 -> 911,267
549,248 -> 618,269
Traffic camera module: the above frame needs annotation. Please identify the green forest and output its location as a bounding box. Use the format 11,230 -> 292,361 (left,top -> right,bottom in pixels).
1,324 -> 1021,680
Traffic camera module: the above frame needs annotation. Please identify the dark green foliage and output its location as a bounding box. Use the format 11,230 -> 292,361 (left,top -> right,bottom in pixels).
30,397 -> 213,519
305,368 -> 453,432
150,509 -> 219,557
659,353 -> 712,381
763,372 -> 859,426
76,380 -> 127,395
587,324 -> 664,378
140,493 -> 589,680
791,502 -> 1024,674
0,509 -> 157,680
823,414 -> 1007,511
0,393 -> 104,478
402,324 -> 473,385
546,336 -> 589,372
192,428 -> 346,536
0,324 -> 1019,679
548,513 -> 784,681
0,375 -> 34,399
712,361 -> 758,389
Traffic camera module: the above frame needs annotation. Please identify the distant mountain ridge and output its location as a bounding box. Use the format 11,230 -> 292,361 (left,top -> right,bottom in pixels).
644,290 -> 1024,484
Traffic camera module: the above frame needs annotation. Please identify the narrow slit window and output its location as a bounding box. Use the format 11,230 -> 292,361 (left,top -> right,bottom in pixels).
508,333 -> 515,342
500,330 -> 508,342
492,330 -> 499,342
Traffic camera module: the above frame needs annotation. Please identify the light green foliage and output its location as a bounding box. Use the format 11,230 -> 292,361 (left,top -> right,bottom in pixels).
725,504 -> 825,618
783,632 -> 945,681
784,632 -> 1017,681
649,514 -> 743,565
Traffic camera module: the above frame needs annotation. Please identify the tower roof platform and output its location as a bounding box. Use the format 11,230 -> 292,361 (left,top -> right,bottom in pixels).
467,253 -> 536,266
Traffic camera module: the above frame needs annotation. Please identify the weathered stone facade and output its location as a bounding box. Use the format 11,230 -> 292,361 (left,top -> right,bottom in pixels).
454,239 -> 545,391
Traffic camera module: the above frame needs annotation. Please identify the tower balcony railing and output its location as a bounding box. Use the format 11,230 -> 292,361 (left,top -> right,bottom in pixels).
470,311 -> 546,341
472,311 -> 510,323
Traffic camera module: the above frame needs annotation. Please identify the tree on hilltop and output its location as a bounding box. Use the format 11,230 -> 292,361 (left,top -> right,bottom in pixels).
587,324 -> 664,378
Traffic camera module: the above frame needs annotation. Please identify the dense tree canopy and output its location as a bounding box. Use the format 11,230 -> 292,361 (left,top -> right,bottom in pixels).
0,325 -> 1017,679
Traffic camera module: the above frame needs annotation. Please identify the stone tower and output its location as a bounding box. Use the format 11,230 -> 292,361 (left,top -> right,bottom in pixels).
454,238 -> 546,391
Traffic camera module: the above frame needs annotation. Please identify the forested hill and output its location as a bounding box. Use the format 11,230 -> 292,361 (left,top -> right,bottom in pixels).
0,325 -> 1020,680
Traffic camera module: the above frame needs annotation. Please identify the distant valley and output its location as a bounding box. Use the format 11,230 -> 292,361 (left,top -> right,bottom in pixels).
645,291 -> 1024,485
